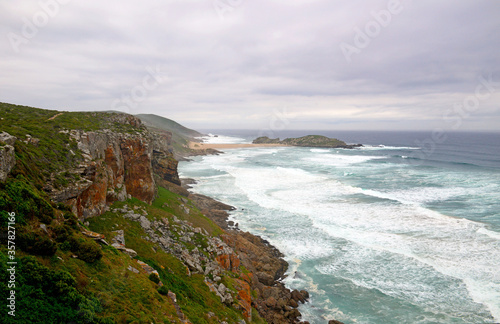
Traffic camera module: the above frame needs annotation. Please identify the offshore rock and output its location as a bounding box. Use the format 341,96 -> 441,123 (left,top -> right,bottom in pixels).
253,135 -> 362,149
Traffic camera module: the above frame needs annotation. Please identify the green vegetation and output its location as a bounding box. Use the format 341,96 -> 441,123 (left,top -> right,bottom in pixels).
0,102 -> 143,185
0,175 -> 54,226
85,191 -> 247,323
152,186 -> 223,236
136,114 -> 202,139
0,253 -> 114,324
136,113 -> 203,157
0,102 -> 263,323
253,134 -> 351,148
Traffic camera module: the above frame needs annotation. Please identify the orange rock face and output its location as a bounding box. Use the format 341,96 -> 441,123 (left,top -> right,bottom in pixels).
76,161 -> 108,219
104,145 -> 124,188
234,279 -> 252,322
216,252 -> 240,272
120,138 -> 155,204
74,136 -> 156,219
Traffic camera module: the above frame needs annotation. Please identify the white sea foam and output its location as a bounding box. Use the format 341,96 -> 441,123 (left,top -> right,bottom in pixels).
303,154 -> 386,167
179,144 -> 500,323
310,148 -> 331,153
355,186 -> 471,206
360,144 -> 420,150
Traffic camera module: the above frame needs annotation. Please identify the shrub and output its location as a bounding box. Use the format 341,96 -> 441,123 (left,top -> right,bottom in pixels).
64,211 -> 79,229
0,253 -> 113,324
158,285 -> 169,296
18,229 -> 57,256
69,235 -> 103,263
52,224 -> 72,242
149,273 -> 160,284
0,176 -> 54,226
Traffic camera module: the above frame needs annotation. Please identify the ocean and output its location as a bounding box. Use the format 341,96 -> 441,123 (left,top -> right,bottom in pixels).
178,130 -> 500,324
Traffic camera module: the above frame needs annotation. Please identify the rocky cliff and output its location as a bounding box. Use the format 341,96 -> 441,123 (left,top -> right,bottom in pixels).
41,119 -> 177,220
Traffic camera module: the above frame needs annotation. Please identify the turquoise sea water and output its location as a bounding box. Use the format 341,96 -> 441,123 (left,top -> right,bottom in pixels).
179,131 -> 500,324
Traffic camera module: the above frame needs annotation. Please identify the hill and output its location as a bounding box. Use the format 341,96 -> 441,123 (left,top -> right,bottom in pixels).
136,114 -> 204,159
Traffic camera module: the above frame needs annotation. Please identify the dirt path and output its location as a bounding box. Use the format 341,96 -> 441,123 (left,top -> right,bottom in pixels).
47,113 -> 64,121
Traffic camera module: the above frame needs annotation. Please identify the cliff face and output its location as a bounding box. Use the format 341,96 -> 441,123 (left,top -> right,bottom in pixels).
44,118 -> 178,220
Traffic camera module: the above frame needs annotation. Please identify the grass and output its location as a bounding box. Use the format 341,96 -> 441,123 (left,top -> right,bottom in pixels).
151,187 -> 223,237
0,102 -> 265,323
0,102 -> 143,185
85,188 -> 246,323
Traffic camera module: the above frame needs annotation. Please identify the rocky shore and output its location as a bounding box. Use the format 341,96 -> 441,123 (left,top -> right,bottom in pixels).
181,178 -> 345,324
182,180 -> 310,323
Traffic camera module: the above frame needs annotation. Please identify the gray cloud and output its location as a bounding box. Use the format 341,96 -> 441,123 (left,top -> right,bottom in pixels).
1,0 -> 499,131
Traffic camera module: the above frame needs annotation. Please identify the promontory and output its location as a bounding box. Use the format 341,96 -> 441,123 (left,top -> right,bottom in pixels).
253,135 -> 362,149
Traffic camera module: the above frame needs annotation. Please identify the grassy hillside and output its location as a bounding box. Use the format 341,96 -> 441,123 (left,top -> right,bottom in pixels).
137,114 -> 203,157
0,103 -> 264,323
136,114 -> 202,139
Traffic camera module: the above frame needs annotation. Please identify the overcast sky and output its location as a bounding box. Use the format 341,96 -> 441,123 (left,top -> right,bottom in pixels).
1,0 -> 499,131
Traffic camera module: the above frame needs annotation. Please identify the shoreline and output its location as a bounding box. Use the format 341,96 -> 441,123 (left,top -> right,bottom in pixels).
183,181 -> 313,323
188,141 -> 288,150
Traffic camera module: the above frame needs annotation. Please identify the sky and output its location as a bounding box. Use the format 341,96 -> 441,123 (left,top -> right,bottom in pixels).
1,0 -> 499,132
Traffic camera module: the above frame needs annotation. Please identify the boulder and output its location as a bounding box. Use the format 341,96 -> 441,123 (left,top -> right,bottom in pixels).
0,144 -> 16,182
0,132 -> 17,145
291,289 -> 307,303
139,216 -> 151,229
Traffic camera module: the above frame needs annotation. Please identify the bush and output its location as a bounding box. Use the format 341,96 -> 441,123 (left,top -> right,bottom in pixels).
18,229 -> 57,256
69,235 -> 103,263
52,224 -> 72,242
149,273 -> 160,284
158,285 -> 169,296
63,211 -> 79,229
0,176 -> 54,226
0,253 -> 113,324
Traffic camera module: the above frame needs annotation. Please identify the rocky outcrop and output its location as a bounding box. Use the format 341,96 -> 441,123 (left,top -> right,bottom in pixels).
120,137 -> 155,204
188,193 -> 235,229
220,231 -> 308,323
152,150 -> 180,186
151,130 -> 181,186
0,132 -> 16,182
0,131 -> 17,146
44,116 -> 179,219
253,135 -> 362,149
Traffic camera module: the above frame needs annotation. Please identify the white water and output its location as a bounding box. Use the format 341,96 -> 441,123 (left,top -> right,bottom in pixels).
180,134 -> 500,323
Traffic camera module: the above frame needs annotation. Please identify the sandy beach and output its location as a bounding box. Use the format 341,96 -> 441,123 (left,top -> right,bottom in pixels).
188,141 -> 287,150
